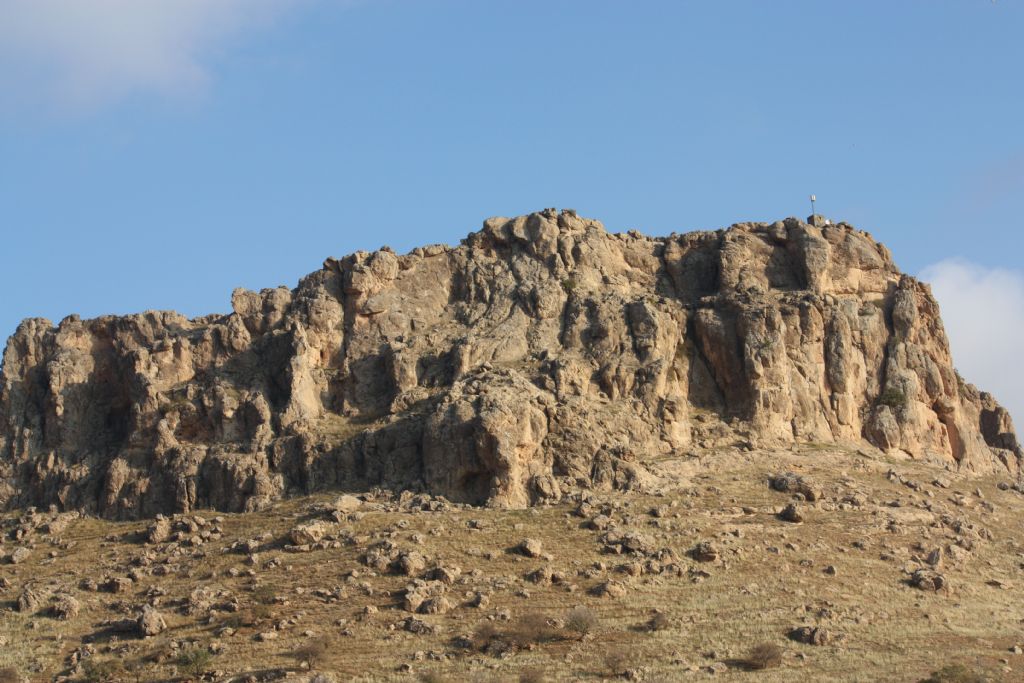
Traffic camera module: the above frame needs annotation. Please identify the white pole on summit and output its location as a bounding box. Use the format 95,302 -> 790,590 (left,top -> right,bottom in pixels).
810,194 -> 816,217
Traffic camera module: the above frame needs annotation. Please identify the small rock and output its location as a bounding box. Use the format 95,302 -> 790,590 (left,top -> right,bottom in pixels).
779,503 -> 803,523
50,594 -> 80,620
137,605 -> 167,636
690,541 -> 718,563
518,538 -> 543,558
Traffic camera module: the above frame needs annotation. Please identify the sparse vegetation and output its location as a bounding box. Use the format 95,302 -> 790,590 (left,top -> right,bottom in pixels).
561,277 -> 577,294
518,668 -> 547,683
564,606 -> 598,638
417,673 -> 449,683
603,649 -> 629,676
919,664 -> 989,683
741,643 -> 783,670
0,446 -> 1020,681
645,612 -> 670,632
82,658 -> 125,683
878,386 -> 908,410
175,647 -> 214,677
292,637 -> 330,668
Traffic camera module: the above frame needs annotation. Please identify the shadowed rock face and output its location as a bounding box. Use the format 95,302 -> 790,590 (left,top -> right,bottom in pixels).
1,210 -> 1019,518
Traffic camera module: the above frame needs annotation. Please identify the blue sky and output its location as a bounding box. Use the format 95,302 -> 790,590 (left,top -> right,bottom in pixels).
2,0 -> 1023,419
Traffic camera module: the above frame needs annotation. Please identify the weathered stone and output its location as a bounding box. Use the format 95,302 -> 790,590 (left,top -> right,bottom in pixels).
910,568 -> 947,591
50,593 -> 80,620
9,547 -> 31,564
779,503 -> 804,523
590,580 -> 628,598
289,521 -> 331,546
17,586 -> 47,613
146,517 -> 172,544
690,541 -> 718,563
397,551 -> 427,576
789,625 -> 835,645
137,605 -> 167,636
0,210 -> 1018,520
517,538 -> 543,558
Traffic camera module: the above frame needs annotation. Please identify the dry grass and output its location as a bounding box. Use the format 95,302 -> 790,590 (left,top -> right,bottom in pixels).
739,643 -> 783,670
0,445 -> 1020,681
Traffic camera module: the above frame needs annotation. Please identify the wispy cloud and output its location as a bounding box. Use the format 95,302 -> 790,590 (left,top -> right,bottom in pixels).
0,0 -> 305,113
921,259 -> 1024,426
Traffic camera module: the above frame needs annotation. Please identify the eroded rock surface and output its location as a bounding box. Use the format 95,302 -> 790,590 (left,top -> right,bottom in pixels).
1,210 -> 1019,518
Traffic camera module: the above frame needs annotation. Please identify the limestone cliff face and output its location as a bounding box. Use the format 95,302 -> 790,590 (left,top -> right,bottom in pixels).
1,210 -> 1019,518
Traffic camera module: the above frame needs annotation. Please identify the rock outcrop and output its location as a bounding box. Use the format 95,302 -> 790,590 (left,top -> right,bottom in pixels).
1,209 -> 1019,518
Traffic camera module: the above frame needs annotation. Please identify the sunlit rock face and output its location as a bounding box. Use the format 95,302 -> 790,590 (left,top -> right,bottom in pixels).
1,209 -> 1019,518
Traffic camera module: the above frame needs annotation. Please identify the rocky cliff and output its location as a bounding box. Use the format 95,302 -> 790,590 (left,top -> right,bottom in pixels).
1,210 -> 1020,518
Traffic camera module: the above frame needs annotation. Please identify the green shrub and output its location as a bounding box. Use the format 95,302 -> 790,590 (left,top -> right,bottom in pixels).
878,387 -> 908,410
176,647 -> 214,677
82,659 -> 125,683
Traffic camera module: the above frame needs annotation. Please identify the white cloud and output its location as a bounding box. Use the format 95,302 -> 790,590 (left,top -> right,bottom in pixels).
921,259 -> 1024,426
0,0 -> 303,112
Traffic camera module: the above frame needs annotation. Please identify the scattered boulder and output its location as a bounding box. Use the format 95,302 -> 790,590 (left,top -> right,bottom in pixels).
690,541 -> 718,563
289,521 -> 332,546
146,517 -> 172,544
789,625 -> 835,645
9,547 -> 30,564
910,568 -> 946,591
769,473 -> 821,501
102,577 -> 133,594
17,586 -> 47,613
590,580 -> 628,598
418,596 -> 453,615
50,594 -> 80,620
518,539 -> 543,558
404,617 -> 436,635
137,605 -> 167,637
397,551 -> 428,576
778,503 -> 804,523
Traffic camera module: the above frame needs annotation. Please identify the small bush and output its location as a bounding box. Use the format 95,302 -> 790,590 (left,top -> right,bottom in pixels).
248,603 -> 274,624
878,387 -> 908,410
564,606 -> 598,638
919,665 -> 988,683
509,613 -> 559,646
741,643 -> 782,670
417,673 -> 448,683
646,612 -> 670,632
176,647 -> 214,677
82,659 -> 125,683
604,649 -> 629,676
519,668 -> 547,683
292,637 -> 330,667
561,278 -> 577,294
471,621 -> 502,651
252,585 -> 277,605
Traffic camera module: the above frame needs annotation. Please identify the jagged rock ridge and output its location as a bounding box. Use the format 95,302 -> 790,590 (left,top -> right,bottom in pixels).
1,209 -> 1019,518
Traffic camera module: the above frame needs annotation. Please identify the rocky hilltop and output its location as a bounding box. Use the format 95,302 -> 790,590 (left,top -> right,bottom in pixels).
1,209 -> 1020,519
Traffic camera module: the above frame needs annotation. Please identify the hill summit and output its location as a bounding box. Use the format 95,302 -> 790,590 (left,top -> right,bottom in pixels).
1,209 -> 1020,518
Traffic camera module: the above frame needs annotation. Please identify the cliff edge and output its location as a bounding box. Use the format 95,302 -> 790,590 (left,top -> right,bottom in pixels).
1,209 -> 1020,518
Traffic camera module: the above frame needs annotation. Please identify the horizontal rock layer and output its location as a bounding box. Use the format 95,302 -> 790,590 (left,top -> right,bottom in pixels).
1,209 -> 1019,518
